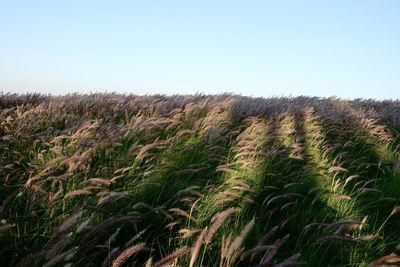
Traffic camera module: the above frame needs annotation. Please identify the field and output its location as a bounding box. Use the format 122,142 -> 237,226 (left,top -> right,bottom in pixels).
1,93 -> 400,266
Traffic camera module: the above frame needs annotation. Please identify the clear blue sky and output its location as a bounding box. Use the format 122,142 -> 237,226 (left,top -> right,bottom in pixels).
1,0 -> 399,99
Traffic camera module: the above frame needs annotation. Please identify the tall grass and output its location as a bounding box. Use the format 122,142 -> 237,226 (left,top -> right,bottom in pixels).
1,93 -> 400,266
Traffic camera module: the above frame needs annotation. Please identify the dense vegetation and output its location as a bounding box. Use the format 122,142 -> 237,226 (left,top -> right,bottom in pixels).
1,93 -> 400,266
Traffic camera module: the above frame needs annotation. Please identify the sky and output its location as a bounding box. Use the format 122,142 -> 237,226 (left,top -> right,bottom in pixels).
1,0 -> 400,99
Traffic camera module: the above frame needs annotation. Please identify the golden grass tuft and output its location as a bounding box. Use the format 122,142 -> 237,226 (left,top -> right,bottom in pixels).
205,207 -> 240,244
112,242 -> 146,267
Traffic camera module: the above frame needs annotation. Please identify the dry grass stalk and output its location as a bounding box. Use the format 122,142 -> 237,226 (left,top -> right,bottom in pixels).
135,141 -> 166,161
176,186 -> 204,198
110,175 -> 125,183
325,220 -> 364,231
165,221 -> 180,229
43,249 -> 75,267
216,165 -> 237,174
179,197 -> 196,206
97,192 -> 128,207
205,207 -> 240,244
113,166 -> 134,175
28,184 -> 49,196
330,193 -> 351,201
225,178 -> 253,191
144,257 -> 153,267
57,211 -> 83,235
280,201 -> 297,211
81,215 -> 139,243
259,235 -> 290,265
370,253 -> 400,266
216,191 -> 255,205
225,217 -> 255,265
189,228 -> 207,267
153,246 -> 190,267
241,245 -> 273,261
256,226 -> 278,248
359,188 -> 382,194
49,189 -> 64,203
64,189 -> 92,199
220,233 -> 233,267
87,178 -> 112,186
264,195 -> 290,208
334,222 -> 363,236
344,175 -> 360,187
179,228 -> 202,239
280,215 -> 297,230
169,208 -> 196,222
328,166 -> 348,174
47,173 -> 73,182
390,206 -> 400,216
111,243 -> 146,267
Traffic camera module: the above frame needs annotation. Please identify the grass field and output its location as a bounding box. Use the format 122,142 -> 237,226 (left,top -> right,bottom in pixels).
1,93 -> 400,266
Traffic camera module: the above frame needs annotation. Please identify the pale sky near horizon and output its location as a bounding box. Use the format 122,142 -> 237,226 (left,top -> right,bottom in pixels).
1,1 -> 400,99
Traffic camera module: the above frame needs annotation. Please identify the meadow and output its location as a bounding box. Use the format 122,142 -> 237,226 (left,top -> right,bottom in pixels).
1,93 -> 400,266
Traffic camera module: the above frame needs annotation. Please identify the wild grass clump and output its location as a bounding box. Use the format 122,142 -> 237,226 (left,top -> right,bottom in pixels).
1,93 -> 400,266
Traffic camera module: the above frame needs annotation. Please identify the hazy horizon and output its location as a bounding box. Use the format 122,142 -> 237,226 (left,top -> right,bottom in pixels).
1,1 -> 400,100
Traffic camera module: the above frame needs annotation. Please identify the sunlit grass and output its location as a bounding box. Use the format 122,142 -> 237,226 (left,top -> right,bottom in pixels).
1,93 -> 400,266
